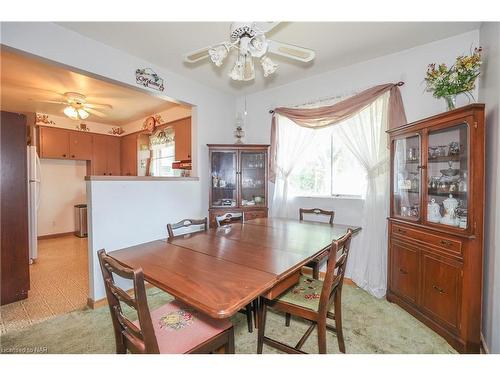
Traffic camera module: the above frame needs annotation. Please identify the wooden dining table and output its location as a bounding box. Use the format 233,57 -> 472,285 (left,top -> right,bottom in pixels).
109,217 -> 361,320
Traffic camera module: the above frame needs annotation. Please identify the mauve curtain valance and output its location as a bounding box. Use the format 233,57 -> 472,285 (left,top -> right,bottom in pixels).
269,82 -> 407,182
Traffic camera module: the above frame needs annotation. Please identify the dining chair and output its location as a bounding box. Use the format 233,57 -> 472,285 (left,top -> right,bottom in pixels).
299,208 -> 335,279
215,212 -> 243,227
257,229 -> 353,354
97,249 -> 234,354
167,217 -> 208,238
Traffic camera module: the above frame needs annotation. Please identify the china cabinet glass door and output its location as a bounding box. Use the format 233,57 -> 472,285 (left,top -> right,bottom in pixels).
392,134 -> 421,221
425,122 -> 469,229
210,151 -> 237,208
239,151 -> 266,207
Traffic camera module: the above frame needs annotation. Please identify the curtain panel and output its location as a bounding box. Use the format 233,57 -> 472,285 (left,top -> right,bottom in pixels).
269,82 -> 406,183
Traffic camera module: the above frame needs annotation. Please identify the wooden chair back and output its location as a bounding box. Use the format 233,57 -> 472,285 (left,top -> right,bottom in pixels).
318,229 -> 353,315
299,208 -> 335,224
215,212 -> 243,227
167,217 -> 208,238
97,249 -> 159,354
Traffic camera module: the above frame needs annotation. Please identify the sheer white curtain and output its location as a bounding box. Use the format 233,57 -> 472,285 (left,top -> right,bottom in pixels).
271,116 -> 320,218
336,92 -> 390,298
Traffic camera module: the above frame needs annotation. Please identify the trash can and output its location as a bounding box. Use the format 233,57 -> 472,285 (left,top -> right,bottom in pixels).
74,204 -> 88,238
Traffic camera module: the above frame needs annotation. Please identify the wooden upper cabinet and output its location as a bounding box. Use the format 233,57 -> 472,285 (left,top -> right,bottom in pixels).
92,135 -> 109,175
173,117 -> 191,161
92,134 -> 121,176
120,133 -> 138,176
39,126 -> 70,159
69,131 -> 93,160
106,136 -> 121,176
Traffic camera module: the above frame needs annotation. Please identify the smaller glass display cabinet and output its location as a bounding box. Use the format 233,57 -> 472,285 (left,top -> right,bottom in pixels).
208,144 -> 269,227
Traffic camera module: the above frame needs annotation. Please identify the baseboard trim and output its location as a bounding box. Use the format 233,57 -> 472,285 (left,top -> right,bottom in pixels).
38,231 -> 77,240
480,333 -> 490,354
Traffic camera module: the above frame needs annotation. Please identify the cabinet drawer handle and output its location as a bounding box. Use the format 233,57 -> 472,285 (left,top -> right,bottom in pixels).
62,154 -> 67,157
440,240 -> 452,247
432,285 -> 445,294
399,268 -> 408,275
396,228 -> 406,234
71,154 -> 75,158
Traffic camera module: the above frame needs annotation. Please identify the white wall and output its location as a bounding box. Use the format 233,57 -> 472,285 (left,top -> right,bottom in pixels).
0,22 -> 235,301
38,159 -> 87,236
479,22 -> 500,354
35,112 -> 118,135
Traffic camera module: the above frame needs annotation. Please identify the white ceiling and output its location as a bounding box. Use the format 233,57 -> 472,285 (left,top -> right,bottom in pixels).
57,22 -> 481,96
0,48 -> 185,125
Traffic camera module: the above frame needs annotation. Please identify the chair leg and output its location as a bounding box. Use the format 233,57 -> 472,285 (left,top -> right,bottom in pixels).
257,298 -> 267,354
285,313 -> 291,327
334,291 -> 346,353
317,318 -> 327,354
225,327 -> 235,354
245,303 -> 253,333
312,262 -> 320,279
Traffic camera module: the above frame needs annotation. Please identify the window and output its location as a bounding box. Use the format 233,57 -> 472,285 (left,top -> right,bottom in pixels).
149,127 -> 175,177
288,121 -> 367,198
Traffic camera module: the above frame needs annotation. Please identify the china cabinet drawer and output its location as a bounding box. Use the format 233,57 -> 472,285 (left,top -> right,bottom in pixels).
392,224 -> 462,257
421,252 -> 462,331
390,239 -> 419,304
244,210 -> 267,221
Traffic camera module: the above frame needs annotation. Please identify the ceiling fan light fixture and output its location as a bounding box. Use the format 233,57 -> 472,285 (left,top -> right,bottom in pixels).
63,106 -> 79,120
243,54 -> 255,81
209,44 -> 229,67
248,35 -> 268,58
77,108 -> 89,120
229,54 -> 245,81
261,56 -> 278,77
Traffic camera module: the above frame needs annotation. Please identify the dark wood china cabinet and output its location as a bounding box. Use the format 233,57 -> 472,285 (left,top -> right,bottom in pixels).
387,104 -> 485,353
208,144 -> 269,228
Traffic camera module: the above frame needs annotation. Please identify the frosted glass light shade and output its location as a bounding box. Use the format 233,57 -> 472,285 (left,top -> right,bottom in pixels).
229,54 -> 245,81
243,54 -> 255,81
209,44 -> 229,67
63,106 -> 79,120
261,56 -> 278,77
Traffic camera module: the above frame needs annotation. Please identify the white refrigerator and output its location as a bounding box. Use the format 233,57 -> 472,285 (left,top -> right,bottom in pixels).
27,145 -> 41,262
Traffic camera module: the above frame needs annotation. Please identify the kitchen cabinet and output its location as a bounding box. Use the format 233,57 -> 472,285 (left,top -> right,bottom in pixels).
39,126 -> 93,160
92,134 -> 121,176
120,133 -> 138,176
173,117 -> 191,161
69,131 -> 93,160
39,126 -> 70,159
387,104 -> 485,353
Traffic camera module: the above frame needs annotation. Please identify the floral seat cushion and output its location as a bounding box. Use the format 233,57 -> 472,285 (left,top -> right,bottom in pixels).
276,275 -> 324,311
134,300 -> 231,353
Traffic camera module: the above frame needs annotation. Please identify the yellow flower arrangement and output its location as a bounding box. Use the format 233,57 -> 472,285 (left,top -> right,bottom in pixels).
425,47 -> 482,102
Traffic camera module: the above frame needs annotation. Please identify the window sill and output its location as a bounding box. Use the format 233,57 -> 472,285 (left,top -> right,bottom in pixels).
294,194 -> 364,201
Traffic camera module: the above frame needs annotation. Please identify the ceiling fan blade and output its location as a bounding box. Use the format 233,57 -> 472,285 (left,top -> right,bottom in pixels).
267,40 -> 315,62
32,99 -> 67,105
84,102 -> 113,110
184,42 -> 229,63
254,22 -> 280,33
85,107 -> 107,118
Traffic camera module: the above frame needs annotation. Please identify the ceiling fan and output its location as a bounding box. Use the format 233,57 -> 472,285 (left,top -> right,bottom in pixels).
184,22 -> 315,81
36,92 -> 113,121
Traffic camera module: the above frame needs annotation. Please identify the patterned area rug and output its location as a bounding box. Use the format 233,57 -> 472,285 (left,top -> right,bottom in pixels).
0,284 -> 456,354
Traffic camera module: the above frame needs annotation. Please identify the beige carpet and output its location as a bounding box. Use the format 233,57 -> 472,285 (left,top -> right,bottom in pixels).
0,285 -> 456,354
0,236 -> 88,334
